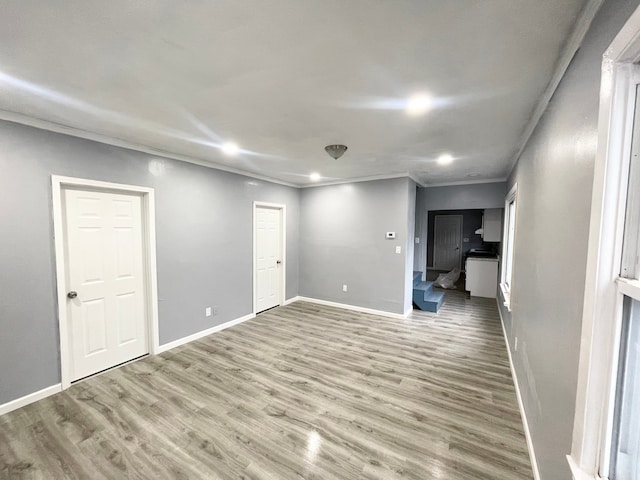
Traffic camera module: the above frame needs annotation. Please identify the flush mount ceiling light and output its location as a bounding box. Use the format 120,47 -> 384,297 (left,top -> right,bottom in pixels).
437,153 -> 454,165
406,94 -> 432,116
221,142 -> 239,156
324,144 -> 348,160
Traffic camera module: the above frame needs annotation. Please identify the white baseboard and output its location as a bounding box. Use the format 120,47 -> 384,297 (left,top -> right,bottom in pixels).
157,312 -> 256,353
283,296 -> 301,306
1,313 -> 258,416
496,300 -> 541,480
296,296 -> 408,319
0,384 -> 62,416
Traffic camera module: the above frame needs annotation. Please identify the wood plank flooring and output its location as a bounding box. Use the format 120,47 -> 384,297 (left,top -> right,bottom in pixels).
0,292 -> 532,479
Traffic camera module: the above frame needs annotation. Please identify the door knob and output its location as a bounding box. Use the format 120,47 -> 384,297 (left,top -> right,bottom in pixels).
276,260 -> 282,264
67,291 -> 78,299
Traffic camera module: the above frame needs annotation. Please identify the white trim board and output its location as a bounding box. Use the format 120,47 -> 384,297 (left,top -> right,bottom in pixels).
0,384 -> 62,416
51,175 -> 160,389
283,296 -> 301,306
304,172 -> 424,188
568,455 -> 599,480
295,296 -> 409,320
496,300 -> 541,480
157,313 -> 256,354
420,177 -> 508,188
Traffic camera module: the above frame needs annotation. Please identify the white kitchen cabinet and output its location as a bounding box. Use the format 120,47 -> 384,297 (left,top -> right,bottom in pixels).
465,258 -> 499,298
482,208 -> 502,242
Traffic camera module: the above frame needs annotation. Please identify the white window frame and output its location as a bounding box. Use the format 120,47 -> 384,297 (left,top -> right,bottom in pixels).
500,183 -> 518,311
569,6 -> 640,479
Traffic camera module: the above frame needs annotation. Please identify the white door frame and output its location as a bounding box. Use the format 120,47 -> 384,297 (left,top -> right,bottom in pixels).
52,175 -> 159,389
253,201 -> 286,314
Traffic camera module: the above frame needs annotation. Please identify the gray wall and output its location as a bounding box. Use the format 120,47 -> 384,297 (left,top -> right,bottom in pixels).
498,1 -> 640,478
420,182 -> 507,211
299,178 -> 414,315
414,182 -> 506,272
0,119 -> 300,405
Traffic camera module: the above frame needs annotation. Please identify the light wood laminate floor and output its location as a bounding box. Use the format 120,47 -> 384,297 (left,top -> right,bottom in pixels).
0,292 -> 532,479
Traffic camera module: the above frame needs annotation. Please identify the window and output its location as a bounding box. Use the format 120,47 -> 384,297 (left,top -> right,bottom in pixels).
500,183 -> 517,310
569,10 -> 640,480
607,84 -> 640,480
610,297 -> 640,479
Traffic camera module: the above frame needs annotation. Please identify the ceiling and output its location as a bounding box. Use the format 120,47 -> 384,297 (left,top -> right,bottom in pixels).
0,0 -> 589,187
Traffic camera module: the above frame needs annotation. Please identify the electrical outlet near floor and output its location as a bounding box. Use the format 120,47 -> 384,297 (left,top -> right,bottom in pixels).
343,284 -> 348,292
205,307 -> 212,317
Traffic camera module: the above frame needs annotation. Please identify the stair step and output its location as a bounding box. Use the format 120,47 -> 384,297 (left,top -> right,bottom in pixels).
424,289 -> 445,303
413,271 -> 423,286
412,285 -> 445,313
413,281 -> 434,293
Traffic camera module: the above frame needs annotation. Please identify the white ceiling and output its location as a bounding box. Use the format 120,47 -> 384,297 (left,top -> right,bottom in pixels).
0,0 -> 589,187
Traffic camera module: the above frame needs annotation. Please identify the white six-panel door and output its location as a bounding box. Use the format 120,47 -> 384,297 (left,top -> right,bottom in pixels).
63,188 -> 148,381
256,206 -> 282,313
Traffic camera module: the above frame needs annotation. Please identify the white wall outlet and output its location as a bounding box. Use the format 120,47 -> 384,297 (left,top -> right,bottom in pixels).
395,245 -> 402,254
205,307 -> 212,317
415,237 -> 420,244
342,284 -> 348,292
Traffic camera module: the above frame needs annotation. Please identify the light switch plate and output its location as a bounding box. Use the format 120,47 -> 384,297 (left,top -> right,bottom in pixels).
395,246 -> 402,254
205,307 -> 212,317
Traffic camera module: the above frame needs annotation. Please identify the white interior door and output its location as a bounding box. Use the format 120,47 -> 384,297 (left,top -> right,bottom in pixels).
63,188 -> 148,381
256,206 -> 282,313
433,215 -> 462,270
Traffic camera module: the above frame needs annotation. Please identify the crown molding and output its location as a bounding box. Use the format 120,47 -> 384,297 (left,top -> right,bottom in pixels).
0,109 -> 299,188
507,0 -> 604,176
0,110 -> 505,190
302,172 -> 423,188
420,177 -> 508,188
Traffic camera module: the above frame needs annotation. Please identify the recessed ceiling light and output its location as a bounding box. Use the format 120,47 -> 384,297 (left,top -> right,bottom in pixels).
221,142 -> 239,156
406,94 -> 432,116
437,154 -> 454,165
310,172 -> 321,182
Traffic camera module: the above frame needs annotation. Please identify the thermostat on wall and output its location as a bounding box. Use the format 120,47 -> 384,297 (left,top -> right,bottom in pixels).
386,232 -> 396,239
